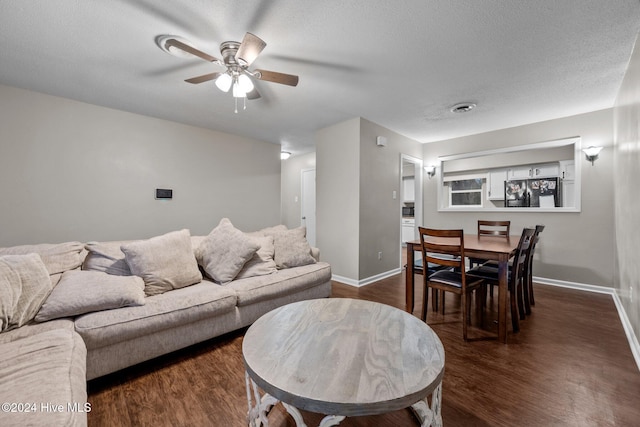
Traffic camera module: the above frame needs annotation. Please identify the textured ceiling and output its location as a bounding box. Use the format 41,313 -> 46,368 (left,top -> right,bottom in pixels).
1,1 -> 639,156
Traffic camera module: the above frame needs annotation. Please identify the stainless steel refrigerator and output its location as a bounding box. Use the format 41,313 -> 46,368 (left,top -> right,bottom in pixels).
505,177 -> 559,207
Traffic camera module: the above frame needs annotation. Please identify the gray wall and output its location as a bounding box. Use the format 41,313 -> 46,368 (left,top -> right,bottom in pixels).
358,118 -> 422,280
0,85 -> 281,246
614,34 -> 640,345
316,118 -> 361,281
316,117 -> 422,283
280,152 -> 316,229
423,109 -> 615,287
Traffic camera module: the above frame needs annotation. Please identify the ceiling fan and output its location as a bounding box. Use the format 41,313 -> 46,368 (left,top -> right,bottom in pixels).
158,33 -> 299,112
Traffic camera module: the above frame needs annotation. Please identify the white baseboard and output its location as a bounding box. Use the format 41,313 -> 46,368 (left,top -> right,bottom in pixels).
532,276 -> 615,294
534,276 -> 640,372
332,268 -> 402,288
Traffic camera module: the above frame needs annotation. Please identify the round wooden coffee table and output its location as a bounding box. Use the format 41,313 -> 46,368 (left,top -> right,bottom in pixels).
242,298 -> 445,427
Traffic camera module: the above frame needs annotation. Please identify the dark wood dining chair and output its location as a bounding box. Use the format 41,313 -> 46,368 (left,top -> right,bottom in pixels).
470,220 -> 511,270
418,227 -> 484,341
478,220 -> 511,237
467,227 -> 535,333
523,224 -> 545,313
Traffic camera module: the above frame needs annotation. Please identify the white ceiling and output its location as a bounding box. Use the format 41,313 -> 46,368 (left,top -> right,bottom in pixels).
1,1 -> 639,156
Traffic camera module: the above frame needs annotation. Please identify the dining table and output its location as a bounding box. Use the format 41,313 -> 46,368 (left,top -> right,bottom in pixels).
405,234 -> 519,343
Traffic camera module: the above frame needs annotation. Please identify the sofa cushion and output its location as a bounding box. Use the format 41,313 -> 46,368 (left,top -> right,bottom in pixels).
121,229 -> 202,296
0,241 -> 85,275
35,270 -> 146,322
263,226 -> 316,269
196,218 -> 260,284
0,329 -> 87,427
74,281 -> 237,350
227,262 -> 331,307
83,240 -> 135,276
0,318 -> 75,345
0,254 -> 53,332
235,234 -> 278,280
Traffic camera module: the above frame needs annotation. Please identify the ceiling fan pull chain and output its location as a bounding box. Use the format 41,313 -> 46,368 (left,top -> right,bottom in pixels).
243,96 -> 247,111
234,96 -> 238,114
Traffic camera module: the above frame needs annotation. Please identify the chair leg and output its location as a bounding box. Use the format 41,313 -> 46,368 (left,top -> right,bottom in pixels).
476,287 -> 484,326
461,292 -> 468,341
516,279 -> 526,321
523,266 -> 532,315
422,281 -> 429,321
529,275 -> 535,306
510,287 -> 520,333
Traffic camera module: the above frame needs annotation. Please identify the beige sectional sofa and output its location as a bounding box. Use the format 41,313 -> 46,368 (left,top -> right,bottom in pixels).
0,220 -> 331,427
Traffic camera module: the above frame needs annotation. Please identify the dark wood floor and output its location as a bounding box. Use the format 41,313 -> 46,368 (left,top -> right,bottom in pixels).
87,272 -> 640,426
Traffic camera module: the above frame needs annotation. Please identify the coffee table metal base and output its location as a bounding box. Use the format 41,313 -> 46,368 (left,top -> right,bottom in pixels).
245,373 -> 443,427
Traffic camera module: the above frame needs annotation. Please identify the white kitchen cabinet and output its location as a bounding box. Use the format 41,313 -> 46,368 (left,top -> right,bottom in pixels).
507,162 -> 559,180
559,160 -> 575,180
401,217 -> 415,243
487,169 -> 508,200
507,165 -> 533,180
561,179 -> 575,207
403,177 -> 415,202
532,163 -> 559,178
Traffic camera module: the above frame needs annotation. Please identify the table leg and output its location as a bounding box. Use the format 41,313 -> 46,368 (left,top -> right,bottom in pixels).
246,372 -> 278,426
410,380 -> 443,427
498,256 -> 508,343
246,372 -> 346,427
406,242 -> 415,314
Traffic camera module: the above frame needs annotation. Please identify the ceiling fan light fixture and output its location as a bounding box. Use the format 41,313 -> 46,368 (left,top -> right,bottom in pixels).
215,73 -> 232,92
232,80 -> 246,98
238,74 -> 254,93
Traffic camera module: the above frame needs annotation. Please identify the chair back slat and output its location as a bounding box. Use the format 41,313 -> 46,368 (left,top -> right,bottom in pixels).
478,220 -> 511,237
419,228 -> 465,271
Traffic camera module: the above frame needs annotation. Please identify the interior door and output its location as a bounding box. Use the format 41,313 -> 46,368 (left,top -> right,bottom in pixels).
301,169 -> 316,247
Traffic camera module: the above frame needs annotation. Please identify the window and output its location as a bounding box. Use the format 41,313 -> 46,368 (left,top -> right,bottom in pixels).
449,178 -> 483,207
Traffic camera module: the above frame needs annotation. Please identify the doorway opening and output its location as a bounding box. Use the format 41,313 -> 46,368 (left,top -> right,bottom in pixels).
301,168 -> 316,248
400,155 -> 423,266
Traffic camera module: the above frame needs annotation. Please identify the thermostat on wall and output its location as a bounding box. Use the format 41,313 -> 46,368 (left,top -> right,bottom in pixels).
155,188 -> 173,200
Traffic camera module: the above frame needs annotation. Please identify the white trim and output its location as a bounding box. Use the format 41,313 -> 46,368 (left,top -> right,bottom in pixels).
532,276 -> 614,294
612,291 -> 640,373
438,137 -> 579,162
332,268 -> 401,288
442,172 -> 488,182
534,276 -> 640,372
436,136 -> 582,212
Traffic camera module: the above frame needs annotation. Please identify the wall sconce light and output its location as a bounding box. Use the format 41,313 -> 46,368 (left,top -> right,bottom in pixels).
582,146 -> 602,165
424,165 -> 436,179
280,151 -> 291,160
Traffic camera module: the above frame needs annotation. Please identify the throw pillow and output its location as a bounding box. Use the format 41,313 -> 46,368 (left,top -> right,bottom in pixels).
197,218 -> 260,284
121,229 -> 202,296
235,234 -> 278,280
35,270 -> 145,322
0,241 -> 85,275
264,226 -> 316,269
0,254 -> 53,332
83,241 -> 134,276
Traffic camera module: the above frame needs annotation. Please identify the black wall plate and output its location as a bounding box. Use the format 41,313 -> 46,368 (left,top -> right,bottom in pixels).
155,188 -> 173,199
